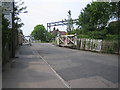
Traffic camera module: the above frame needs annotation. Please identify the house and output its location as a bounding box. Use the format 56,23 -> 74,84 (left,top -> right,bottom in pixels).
50,28 -> 66,36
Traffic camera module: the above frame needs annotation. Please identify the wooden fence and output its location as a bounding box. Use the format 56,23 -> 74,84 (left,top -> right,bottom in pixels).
55,37 -> 119,54
76,38 -> 119,54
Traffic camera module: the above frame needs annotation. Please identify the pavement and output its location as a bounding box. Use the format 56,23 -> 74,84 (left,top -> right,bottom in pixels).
2,43 -> 119,89
2,44 -> 67,88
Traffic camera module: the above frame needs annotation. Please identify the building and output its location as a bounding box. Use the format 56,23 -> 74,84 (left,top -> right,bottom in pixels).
18,29 -> 24,45
50,28 -> 66,36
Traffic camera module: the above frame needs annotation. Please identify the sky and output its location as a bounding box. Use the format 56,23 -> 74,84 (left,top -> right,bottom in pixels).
15,0 -> 92,36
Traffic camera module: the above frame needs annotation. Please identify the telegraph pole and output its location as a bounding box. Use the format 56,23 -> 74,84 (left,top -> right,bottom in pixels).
11,1 -> 15,58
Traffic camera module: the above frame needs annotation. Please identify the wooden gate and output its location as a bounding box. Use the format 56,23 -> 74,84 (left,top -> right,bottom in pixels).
56,34 -> 77,47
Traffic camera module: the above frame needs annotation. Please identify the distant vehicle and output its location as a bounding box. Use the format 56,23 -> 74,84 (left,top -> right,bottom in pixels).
24,36 -> 32,46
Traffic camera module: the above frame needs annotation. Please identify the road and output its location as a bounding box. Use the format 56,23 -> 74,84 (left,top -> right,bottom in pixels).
34,43 -> 119,88
3,43 -> 119,88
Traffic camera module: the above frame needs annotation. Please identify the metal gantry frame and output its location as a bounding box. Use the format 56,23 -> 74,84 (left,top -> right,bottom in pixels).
47,19 -> 78,32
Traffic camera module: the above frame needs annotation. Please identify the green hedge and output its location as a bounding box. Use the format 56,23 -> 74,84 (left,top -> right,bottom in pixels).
105,34 -> 119,40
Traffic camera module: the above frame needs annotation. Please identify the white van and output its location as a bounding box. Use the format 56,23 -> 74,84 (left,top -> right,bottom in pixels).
24,36 -> 31,46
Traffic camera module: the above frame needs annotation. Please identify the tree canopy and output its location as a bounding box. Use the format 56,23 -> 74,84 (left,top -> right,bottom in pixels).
76,2 -> 119,40
14,0 -> 27,29
31,24 -> 47,41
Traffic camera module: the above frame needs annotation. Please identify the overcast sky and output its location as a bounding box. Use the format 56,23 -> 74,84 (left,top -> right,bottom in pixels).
15,0 -> 92,36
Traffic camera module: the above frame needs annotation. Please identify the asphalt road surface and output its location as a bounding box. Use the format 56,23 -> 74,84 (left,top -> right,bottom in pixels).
33,43 -> 119,88
3,43 -> 119,88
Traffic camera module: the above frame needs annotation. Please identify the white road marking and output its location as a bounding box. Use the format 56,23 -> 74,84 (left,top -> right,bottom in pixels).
33,46 -> 71,89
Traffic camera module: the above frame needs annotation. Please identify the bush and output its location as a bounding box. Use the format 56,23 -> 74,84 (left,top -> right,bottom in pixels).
77,34 -> 90,38
105,34 -> 118,40
88,30 -> 107,39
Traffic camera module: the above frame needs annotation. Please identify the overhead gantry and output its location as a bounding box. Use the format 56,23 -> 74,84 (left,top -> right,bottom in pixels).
47,19 -> 78,32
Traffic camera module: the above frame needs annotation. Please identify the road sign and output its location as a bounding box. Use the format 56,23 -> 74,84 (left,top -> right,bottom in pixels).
2,2 -> 13,14
2,1 -> 14,29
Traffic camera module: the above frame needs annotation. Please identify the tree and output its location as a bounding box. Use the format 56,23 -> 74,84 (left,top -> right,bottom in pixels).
46,32 -> 56,41
78,2 -> 111,30
2,0 -> 27,59
77,2 -> 118,39
2,15 -> 11,47
12,0 -> 27,57
14,0 -> 27,29
31,24 -> 47,41
2,14 -> 12,65
107,20 -> 120,35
